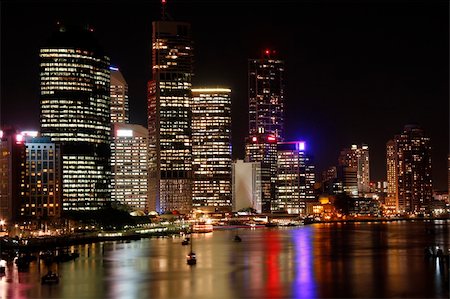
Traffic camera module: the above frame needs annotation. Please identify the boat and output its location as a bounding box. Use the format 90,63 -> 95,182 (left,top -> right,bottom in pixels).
181,238 -> 189,246
192,222 -> 213,233
41,271 -> 59,284
234,235 -> 242,242
187,251 -> 196,265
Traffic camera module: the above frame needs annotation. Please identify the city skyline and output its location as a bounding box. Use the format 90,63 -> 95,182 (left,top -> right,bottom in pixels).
1,0 -> 448,190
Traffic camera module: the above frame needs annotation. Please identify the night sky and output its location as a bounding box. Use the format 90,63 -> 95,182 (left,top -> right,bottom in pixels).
1,0 -> 448,190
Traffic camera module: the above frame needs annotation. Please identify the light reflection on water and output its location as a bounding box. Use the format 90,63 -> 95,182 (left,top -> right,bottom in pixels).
0,221 -> 449,298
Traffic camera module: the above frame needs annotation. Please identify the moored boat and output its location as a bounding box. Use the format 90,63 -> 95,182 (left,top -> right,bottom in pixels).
41,271 -> 59,284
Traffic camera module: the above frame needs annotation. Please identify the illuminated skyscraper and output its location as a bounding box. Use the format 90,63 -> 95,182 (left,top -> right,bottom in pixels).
386,140 -> 397,210
338,144 -> 370,196
387,125 -> 432,213
148,20 -> 193,213
111,124 -> 149,213
275,141 -> 315,215
248,50 -> 284,139
192,88 -> 232,211
40,24 -> 111,211
246,50 -> 285,213
110,67 -> 129,124
245,136 -> 278,213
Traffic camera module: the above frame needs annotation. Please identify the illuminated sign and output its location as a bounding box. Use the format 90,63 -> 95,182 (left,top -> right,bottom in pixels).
298,142 -> 305,151
109,66 -> 119,71
16,134 -> 24,143
267,136 -> 276,143
116,130 -> 133,137
20,131 -> 39,138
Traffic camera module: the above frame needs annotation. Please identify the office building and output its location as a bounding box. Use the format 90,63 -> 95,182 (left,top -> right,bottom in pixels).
40,24 -> 111,210
192,88 -> 232,211
148,19 -> 194,213
245,50 -> 285,213
110,67 -> 129,124
20,136 -> 62,220
248,50 -> 284,139
245,136 -> 278,212
0,128 -> 26,222
275,141 -> 315,215
111,124 -> 149,213
338,144 -> 370,195
232,160 -> 262,213
386,125 -> 433,213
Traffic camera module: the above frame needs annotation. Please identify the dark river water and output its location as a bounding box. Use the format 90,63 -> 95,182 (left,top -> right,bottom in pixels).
1,220 -> 449,298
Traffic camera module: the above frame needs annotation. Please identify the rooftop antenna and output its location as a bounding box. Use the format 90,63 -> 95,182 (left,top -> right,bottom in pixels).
161,0 -> 166,20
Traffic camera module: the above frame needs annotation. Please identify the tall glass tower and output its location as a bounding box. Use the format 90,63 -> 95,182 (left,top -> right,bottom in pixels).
246,50 -> 285,213
40,24 -> 111,211
192,88 -> 232,211
148,20 -> 193,213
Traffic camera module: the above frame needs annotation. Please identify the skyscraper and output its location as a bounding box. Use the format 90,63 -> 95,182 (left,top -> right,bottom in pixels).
248,50 -> 284,139
40,24 -> 111,211
111,124 -> 149,213
110,67 -> 129,124
338,144 -> 370,196
246,50 -> 285,213
148,19 -> 193,213
385,140 -> 397,210
245,136 -> 277,213
386,125 -> 433,213
275,141 -> 315,215
192,88 -> 232,211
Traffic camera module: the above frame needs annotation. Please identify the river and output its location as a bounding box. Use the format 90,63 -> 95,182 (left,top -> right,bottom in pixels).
1,220 -> 449,298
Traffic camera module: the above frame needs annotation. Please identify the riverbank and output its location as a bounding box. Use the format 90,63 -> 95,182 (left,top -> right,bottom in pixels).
304,216 -> 450,225
0,226 -> 188,252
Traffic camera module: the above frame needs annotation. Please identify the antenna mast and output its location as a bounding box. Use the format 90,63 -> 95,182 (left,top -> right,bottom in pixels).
161,0 -> 166,20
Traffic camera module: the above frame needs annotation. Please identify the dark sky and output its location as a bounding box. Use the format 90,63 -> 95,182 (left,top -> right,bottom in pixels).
1,0 -> 448,190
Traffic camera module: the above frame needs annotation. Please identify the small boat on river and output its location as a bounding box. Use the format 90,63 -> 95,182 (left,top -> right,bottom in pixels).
41,271 -> 59,284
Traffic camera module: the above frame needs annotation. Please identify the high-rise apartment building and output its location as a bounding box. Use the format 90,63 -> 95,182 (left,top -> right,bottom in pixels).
338,144 -> 370,195
40,24 -> 111,211
275,142 -> 315,215
246,50 -> 285,213
148,20 -> 193,213
192,88 -> 232,211
386,125 -> 432,213
110,67 -> 129,124
20,136 -> 62,220
385,140 -> 397,210
111,124 -> 149,213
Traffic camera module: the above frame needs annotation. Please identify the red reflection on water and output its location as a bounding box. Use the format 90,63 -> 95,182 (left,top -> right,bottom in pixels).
265,230 -> 282,298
